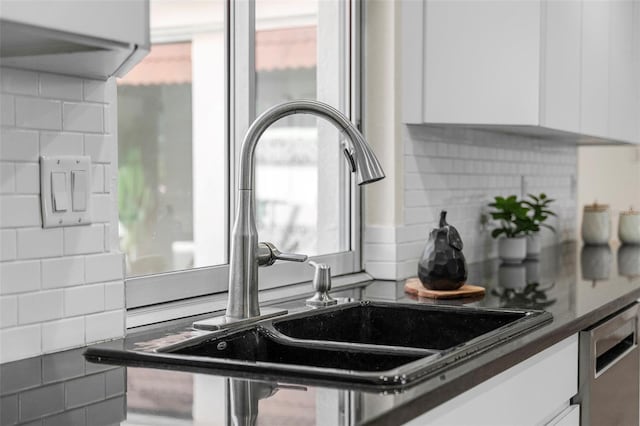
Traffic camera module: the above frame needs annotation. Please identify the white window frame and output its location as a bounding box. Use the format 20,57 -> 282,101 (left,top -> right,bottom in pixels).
125,0 -> 363,321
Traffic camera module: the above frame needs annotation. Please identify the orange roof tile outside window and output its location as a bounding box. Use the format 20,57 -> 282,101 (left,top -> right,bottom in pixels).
118,26 -> 317,86
119,42 -> 192,86
255,26 -> 316,72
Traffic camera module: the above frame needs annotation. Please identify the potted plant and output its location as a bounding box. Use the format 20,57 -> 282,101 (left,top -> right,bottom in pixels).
522,193 -> 556,258
488,195 -> 536,263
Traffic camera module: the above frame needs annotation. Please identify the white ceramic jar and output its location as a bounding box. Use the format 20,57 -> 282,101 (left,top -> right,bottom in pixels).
618,208 -> 640,245
581,203 -> 610,245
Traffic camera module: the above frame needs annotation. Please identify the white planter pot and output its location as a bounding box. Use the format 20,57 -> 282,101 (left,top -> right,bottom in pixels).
498,236 -> 527,264
526,234 -> 541,259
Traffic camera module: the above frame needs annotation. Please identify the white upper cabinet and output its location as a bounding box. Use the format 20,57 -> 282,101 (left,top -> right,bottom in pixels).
402,0 -> 640,144
0,0 -> 149,80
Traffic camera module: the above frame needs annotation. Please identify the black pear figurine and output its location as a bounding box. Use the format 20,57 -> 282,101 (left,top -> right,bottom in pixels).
418,210 -> 468,291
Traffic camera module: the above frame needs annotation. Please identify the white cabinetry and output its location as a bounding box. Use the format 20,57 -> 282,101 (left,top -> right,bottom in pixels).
0,0 -> 149,79
402,0 -> 640,144
405,335 -> 579,426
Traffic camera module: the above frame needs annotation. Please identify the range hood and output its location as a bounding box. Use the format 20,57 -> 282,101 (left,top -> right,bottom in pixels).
0,19 -> 147,80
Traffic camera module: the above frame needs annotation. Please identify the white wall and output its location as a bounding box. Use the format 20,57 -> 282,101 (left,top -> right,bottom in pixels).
577,145 -> 640,240
0,67 -> 124,363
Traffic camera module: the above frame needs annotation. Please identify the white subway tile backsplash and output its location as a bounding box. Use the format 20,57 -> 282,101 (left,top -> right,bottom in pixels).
0,128 -> 39,161
17,228 -> 63,259
91,164 -> 105,193
85,310 -> 124,342
0,295 -> 18,328
363,226 -> 396,244
42,316 -> 85,353
18,290 -> 64,324
103,104 -> 111,134
42,256 -> 85,289
0,68 -> 38,95
104,224 -> 111,252
14,163 -> 39,194
15,97 -> 62,130
83,80 -> 107,103
0,324 -> 41,363
62,102 -> 103,133
91,195 -> 111,223
104,164 -> 113,193
1,93 -> 15,125
364,243 -> 397,263
85,253 -> 123,283
0,162 -> 15,193
40,132 -> 84,156
0,260 -> 40,295
1,68 -> 121,362
64,225 -> 104,256
0,229 -> 17,261
366,126 -> 577,280
104,281 -> 124,310
84,134 -> 111,163
64,283 -> 104,316
0,196 -> 41,228
39,74 -> 83,101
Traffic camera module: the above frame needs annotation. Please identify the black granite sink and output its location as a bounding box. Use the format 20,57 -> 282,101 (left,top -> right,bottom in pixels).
84,301 -> 551,390
170,327 -> 424,372
273,302 -> 528,351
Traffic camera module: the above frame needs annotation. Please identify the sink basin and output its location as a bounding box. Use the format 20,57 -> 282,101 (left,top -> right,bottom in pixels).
273,302 -> 528,351
84,301 -> 551,390
171,327 -> 423,372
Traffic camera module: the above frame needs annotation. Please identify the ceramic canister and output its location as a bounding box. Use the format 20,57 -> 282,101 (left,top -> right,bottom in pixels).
581,203 -> 610,245
618,207 -> 640,245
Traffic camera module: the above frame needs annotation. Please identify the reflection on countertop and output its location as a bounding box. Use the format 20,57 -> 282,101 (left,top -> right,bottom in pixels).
2,242 -> 639,426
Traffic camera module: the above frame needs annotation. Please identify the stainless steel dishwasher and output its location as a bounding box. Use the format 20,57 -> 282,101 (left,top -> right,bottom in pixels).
574,303 -> 639,426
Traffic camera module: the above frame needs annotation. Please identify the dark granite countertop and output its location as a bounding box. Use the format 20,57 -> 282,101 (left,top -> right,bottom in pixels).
2,242 -> 639,425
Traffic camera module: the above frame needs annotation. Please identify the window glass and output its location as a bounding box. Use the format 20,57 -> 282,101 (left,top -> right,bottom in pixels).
118,0 -> 226,277
254,0 -> 349,256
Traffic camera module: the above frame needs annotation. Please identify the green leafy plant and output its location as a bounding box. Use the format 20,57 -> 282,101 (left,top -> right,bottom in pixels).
488,195 -> 537,239
522,193 -> 556,233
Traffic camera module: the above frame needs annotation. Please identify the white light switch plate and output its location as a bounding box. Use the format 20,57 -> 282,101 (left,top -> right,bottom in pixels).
40,156 -> 92,228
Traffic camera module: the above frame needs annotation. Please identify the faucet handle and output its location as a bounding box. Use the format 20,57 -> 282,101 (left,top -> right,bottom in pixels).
257,242 -> 307,267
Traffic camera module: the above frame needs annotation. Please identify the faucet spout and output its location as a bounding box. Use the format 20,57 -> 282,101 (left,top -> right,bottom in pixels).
226,100 -> 385,320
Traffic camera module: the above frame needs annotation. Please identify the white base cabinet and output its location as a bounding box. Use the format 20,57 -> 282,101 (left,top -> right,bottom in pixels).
405,335 -> 579,426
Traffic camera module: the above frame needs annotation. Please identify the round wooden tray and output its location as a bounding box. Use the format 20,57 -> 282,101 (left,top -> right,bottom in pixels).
404,277 -> 485,300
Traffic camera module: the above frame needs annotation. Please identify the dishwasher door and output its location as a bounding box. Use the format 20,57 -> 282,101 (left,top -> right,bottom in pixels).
574,303 -> 639,426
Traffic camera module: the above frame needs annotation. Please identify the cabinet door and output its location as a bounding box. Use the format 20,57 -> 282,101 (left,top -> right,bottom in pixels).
608,0 -> 637,143
540,0 -> 582,134
1,0 -> 149,47
404,335 -> 579,426
422,1 -> 541,126
580,0 -> 610,139
547,405 -> 580,426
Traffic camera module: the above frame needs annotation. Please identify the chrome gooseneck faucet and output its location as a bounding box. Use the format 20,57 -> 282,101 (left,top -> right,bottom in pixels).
226,100 -> 385,321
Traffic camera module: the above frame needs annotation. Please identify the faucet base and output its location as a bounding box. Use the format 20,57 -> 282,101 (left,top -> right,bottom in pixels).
192,307 -> 288,331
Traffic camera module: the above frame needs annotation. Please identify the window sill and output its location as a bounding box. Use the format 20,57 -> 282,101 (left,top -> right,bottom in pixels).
126,271 -> 373,329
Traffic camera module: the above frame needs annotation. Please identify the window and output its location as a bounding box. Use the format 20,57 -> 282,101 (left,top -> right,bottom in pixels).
121,0 -> 359,312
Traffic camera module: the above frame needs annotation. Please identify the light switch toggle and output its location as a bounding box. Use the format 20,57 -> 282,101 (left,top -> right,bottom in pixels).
71,170 -> 87,212
51,172 -> 68,212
